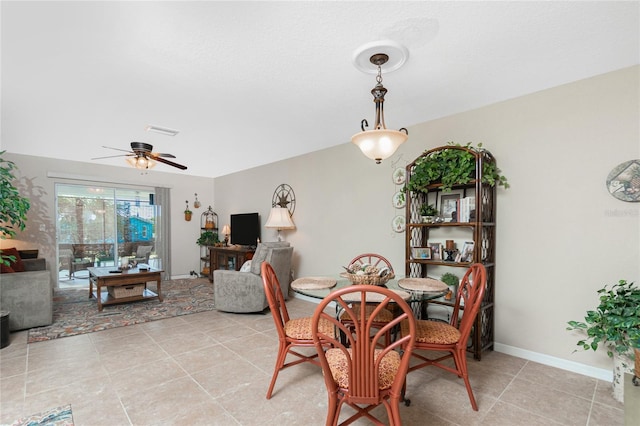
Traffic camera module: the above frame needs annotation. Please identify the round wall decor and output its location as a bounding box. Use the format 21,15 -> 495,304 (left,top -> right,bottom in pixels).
606,159 -> 640,202
272,184 -> 296,215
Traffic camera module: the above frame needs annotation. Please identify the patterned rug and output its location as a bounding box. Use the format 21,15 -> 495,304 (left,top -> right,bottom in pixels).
10,404 -> 73,426
28,278 -> 213,343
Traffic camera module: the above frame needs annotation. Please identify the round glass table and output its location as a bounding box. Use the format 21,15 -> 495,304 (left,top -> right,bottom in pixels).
291,276 -> 448,319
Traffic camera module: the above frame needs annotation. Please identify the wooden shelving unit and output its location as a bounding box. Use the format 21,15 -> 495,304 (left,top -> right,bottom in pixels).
404,145 -> 497,360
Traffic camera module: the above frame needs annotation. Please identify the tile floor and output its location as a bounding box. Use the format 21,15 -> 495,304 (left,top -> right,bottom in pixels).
0,297 -> 624,425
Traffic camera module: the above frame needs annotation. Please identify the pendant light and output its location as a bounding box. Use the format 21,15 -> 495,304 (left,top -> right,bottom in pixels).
351,53 -> 408,164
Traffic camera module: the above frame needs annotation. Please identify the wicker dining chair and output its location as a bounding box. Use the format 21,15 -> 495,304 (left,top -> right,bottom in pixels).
340,253 -> 396,346
401,263 -> 487,411
261,261 -> 334,399
311,285 -> 416,426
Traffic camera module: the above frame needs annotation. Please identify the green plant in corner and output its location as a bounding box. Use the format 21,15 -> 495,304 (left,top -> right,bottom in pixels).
567,280 -> 640,357
196,231 -> 219,246
406,142 -> 510,194
0,151 -> 31,267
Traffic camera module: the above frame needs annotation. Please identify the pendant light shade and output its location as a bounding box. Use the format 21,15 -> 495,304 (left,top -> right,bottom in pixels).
351,128 -> 408,163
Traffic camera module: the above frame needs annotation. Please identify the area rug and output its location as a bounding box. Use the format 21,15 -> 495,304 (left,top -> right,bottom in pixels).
10,404 -> 73,426
28,278 -> 213,343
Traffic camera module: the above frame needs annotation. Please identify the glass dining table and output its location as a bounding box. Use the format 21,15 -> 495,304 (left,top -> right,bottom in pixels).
291,275 -> 448,319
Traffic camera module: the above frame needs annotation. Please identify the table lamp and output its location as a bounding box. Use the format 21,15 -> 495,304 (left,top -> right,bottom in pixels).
221,224 -> 231,246
265,207 -> 295,241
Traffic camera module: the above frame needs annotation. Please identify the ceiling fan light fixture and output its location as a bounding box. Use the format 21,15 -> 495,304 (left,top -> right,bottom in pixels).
351,49 -> 408,164
126,156 -> 156,170
145,125 -> 179,136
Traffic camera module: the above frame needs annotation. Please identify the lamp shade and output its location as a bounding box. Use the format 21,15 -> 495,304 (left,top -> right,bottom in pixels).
265,207 -> 295,230
221,224 -> 231,235
351,128 -> 408,163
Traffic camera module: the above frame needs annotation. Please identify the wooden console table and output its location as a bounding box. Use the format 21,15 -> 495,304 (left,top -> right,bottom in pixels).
88,267 -> 163,311
208,246 -> 255,282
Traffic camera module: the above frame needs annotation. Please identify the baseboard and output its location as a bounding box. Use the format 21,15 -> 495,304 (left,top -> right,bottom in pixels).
494,342 -> 612,382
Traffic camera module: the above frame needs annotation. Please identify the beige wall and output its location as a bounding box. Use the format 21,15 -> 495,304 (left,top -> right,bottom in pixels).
3,66 -> 638,376
1,154 -> 215,281
214,66 -> 640,374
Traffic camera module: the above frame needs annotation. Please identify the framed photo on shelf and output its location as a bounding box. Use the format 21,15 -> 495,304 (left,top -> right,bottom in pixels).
460,241 -> 475,262
428,242 -> 443,261
411,247 -> 432,260
440,193 -> 460,222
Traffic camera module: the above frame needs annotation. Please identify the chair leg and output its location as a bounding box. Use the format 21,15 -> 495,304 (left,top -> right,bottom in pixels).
452,348 -> 478,411
266,342 -> 289,399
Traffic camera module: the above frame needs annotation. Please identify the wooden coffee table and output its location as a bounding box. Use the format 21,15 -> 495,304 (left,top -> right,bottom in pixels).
88,267 -> 163,311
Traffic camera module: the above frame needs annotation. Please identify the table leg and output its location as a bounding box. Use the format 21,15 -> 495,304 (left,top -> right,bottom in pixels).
97,280 -> 103,311
156,277 -> 163,302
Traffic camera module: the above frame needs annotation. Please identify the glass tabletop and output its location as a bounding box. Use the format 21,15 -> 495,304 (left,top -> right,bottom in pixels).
292,277 -> 448,303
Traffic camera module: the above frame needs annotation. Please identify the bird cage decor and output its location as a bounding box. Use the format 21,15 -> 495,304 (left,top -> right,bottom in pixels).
202,206 -> 217,230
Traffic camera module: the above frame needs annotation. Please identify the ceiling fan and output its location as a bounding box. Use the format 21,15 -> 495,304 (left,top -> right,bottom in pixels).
92,142 -> 187,170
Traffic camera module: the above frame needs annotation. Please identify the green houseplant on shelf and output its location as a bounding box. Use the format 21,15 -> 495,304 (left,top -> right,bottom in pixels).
406,142 -> 510,194
567,279 -> 640,402
196,231 -> 219,247
0,151 -> 31,267
440,272 -> 459,301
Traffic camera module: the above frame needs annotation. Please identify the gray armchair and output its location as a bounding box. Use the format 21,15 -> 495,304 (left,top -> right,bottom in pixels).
213,242 -> 293,313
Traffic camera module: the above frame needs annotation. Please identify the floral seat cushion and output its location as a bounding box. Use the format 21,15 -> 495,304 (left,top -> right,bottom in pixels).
402,319 -> 461,344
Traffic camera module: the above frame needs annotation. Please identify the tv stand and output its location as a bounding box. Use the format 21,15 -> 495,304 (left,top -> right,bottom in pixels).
208,246 -> 255,282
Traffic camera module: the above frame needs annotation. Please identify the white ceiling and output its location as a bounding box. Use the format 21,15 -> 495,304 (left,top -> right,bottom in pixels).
2,1 -> 639,178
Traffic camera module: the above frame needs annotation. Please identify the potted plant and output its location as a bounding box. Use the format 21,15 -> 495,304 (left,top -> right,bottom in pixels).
184,201 -> 192,221
406,142 -> 510,194
0,151 -> 31,266
440,272 -> 459,301
196,231 -> 219,246
567,279 -> 640,402
419,204 -> 439,223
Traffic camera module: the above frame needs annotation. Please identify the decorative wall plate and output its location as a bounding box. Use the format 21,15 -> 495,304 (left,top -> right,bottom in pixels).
392,167 -> 406,185
606,159 -> 640,202
392,191 -> 406,208
392,215 -> 406,233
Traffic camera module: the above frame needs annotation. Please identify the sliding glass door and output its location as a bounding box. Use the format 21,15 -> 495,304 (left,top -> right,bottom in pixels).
56,184 -> 159,286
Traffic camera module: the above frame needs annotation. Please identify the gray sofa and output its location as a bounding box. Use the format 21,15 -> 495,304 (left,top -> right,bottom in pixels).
213,242 -> 293,313
0,257 -> 53,331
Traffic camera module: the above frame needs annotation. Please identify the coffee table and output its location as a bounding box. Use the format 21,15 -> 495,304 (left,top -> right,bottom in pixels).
88,267 -> 163,311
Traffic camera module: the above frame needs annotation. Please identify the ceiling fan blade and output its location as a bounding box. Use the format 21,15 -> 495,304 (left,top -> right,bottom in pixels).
91,153 -> 134,160
152,155 -> 188,170
151,152 -> 177,158
102,145 -> 134,153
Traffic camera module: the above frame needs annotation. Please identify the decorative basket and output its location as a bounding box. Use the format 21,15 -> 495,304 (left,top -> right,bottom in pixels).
346,272 -> 394,286
108,284 -> 144,299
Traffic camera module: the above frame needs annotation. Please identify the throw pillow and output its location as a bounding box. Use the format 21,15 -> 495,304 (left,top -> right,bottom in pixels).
1,247 -> 25,272
0,263 -> 15,274
18,249 -> 38,259
239,260 -> 252,272
250,244 -> 269,275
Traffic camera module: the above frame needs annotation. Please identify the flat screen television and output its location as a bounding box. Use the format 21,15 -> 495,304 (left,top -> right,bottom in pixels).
230,213 -> 260,247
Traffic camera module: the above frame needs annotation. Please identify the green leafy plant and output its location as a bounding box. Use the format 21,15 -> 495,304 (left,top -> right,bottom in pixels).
420,204 -> 439,216
184,200 -> 192,214
0,151 -> 31,266
567,280 -> 640,357
196,231 -> 219,246
406,142 -> 510,194
440,272 -> 460,287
